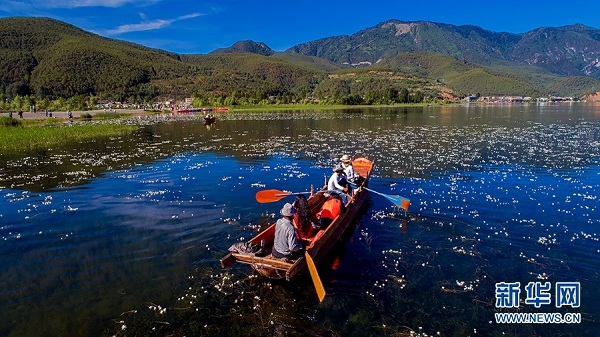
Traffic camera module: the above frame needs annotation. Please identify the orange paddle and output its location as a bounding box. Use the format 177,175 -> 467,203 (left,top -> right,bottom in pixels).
305,251 -> 326,302
255,189 -> 311,203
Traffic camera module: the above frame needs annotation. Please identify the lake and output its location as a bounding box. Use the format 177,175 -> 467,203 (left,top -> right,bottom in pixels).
0,104 -> 599,336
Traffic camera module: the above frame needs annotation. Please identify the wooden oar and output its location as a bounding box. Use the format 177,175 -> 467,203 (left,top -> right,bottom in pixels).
349,182 -> 410,210
255,189 -> 311,203
305,251 -> 326,302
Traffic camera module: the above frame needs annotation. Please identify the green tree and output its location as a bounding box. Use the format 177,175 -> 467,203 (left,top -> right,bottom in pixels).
384,87 -> 398,104
10,95 -> 22,110
412,90 -> 424,103
399,88 -> 409,103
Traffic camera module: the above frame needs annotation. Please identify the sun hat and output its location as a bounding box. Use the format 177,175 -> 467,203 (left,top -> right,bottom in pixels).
280,203 -> 297,216
340,154 -> 352,163
333,163 -> 344,172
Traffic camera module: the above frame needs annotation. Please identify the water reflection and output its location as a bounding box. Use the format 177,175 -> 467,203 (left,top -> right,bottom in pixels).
0,105 -> 599,336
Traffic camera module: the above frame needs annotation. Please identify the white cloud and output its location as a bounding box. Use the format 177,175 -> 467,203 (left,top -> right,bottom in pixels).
47,0 -> 138,8
104,13 -> 203,35
0,0 -> 156,11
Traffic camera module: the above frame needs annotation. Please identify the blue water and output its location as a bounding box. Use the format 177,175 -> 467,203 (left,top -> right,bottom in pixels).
0,104 -> 599,336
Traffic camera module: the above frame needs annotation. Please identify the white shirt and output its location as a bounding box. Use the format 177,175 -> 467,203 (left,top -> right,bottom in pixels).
342,162 -> 355,182
328,171 -> 347,192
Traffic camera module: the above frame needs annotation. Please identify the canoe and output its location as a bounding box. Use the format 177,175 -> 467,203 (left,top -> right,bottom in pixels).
220,157 -> 374,280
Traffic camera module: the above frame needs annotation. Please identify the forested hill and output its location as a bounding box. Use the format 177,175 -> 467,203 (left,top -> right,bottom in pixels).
0,17 -> 334,105
1,16 -> 600,108
0,17 -> 195,99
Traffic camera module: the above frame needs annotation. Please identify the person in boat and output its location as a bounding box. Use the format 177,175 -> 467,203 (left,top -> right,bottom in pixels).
272,203 -> 304,260
340,154 -> 364,185
328,163 -> 351,203
340,155 -> 356,182
292,194 -> 313,241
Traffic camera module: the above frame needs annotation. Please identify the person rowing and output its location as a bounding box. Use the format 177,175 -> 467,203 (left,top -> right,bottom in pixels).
327,164 -> 350,203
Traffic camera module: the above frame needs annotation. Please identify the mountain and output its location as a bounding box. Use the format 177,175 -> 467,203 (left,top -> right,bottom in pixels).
288,21 -> 519,67
1,16 -> 600,106
210,40 -> 275,56
511,24 -> 600,78
271,52 -> 346,72
287,20 -> 600,80
0,17 -> 330,106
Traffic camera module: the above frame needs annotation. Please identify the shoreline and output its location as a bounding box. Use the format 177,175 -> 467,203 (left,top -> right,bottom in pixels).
9,109 -> 150,120
4,103 -> 441,120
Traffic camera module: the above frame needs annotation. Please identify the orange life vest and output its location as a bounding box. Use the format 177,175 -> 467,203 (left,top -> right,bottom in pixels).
317,197 -> 342,220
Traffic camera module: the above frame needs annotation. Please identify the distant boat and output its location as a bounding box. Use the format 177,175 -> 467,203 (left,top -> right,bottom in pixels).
177,107 -> 228,114
175,107 -> 202,114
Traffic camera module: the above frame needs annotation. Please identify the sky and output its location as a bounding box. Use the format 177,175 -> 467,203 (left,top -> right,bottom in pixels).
1,0 -> 599,55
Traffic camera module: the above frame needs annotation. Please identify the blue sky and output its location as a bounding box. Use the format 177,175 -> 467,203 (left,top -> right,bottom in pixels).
1,0 -> 598,54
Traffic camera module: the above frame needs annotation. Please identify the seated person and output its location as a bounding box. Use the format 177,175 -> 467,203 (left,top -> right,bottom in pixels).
272,203 -> 303,260
340,155 -> 356,181
340,154 -> 364,186
292,194 -> 314,242
328,164 -> 350,203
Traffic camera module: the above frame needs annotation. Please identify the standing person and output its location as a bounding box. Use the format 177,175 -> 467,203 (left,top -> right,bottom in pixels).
292,194 -> 313,241
18,110 -> 23,119
272,203 -> 303,260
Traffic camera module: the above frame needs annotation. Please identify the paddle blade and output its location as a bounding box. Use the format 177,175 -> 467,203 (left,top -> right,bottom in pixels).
400,197 -> 411,211
385,194 -> 411,211
255,189 -> 291,203
305,252 -> 326,302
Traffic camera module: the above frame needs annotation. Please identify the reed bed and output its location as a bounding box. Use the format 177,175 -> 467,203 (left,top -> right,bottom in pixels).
0,122 -> 138,153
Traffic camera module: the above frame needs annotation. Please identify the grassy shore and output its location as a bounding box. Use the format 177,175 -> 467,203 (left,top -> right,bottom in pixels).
0,119 -> 138,153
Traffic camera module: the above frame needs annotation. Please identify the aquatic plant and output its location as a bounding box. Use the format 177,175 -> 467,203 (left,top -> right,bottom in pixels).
0,116 -> 22,127
0,123 -> 138,153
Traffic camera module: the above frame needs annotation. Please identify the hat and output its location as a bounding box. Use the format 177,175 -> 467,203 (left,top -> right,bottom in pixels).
280,203 -> 296,216
340,154 -> 352,163
333,163 -> 344,172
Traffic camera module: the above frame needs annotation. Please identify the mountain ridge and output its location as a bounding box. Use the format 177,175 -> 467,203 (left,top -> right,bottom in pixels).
1,16 -> 600,107
286,19 -> 600,79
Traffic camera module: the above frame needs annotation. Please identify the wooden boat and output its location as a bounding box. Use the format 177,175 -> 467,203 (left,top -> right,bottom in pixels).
220,157 -> 374,280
